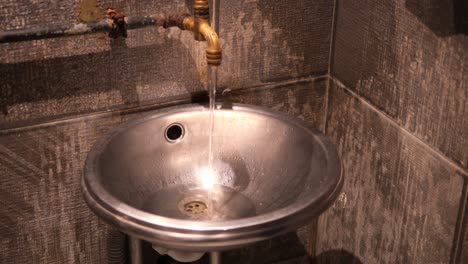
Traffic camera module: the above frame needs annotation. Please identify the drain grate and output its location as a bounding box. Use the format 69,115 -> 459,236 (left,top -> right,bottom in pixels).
177,196 -> 212,219
183,201 -> 208,216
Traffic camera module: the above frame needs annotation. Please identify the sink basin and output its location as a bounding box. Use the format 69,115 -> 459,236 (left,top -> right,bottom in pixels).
82,103 -> 343,252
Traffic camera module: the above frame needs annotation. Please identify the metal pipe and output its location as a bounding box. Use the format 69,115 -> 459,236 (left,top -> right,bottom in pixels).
210,251 -> 222,264
107,230 -> 128,264
129,236 -> 143,264
0,4 -> 222,65
0,20 -> 109,43
0,13 -> 169,44
185,0 -> 222,66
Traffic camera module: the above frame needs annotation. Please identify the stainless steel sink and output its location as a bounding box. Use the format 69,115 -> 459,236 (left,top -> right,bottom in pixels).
82,103 -> 343,255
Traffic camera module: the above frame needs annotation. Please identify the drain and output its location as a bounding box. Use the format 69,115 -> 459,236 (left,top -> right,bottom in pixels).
178,197 -> 210,219
165,123 -> 184,142
183,201 -> 208,215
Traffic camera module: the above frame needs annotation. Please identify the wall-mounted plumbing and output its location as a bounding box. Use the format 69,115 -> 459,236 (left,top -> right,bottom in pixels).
0,0 -> 221,66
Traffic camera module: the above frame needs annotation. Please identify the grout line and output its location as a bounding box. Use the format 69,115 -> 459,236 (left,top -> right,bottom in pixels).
316,0 -> 338,254
327,0 -> 338,75
450,179 -> 468,264
307,218 -> 319,256
322,76 -> 330,133
0,76 -> 328,134
223,75 -> 328,93
331,76 -> 468,176
218,76 -> 328,99
0,98 -> 192,134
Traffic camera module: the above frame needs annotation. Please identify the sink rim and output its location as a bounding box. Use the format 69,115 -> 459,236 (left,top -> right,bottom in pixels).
82,103 -> 343,251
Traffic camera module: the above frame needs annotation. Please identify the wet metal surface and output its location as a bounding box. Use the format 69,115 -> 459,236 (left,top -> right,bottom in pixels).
82,103 -> 342,251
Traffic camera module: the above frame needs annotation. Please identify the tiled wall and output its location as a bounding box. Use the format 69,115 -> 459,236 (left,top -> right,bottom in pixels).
315,0 -> 468,263
0,0 -> 334,263
2,0 -> 465,263
0,0 -> 333,128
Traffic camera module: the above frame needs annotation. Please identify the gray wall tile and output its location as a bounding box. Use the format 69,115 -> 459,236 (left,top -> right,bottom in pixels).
463,228 -> 468,263
332,0 -> 468,169
0,0 -> 205,127
219,0 -> 333,90
221,78 -> 327,131
0,79 -> 326,263
0,40 -> 204,126
0,115 -> 122,263
0,0 -> 331,262
316,80 -> 465,263
0,0 -> 332,128
460,184 -> 468,263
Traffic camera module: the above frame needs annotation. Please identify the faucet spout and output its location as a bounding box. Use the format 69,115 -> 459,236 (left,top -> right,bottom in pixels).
161,0 -> 222,66
183,16 -> 221,66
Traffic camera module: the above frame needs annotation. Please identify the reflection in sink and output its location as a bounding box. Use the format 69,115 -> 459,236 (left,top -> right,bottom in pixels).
82,103 -> 343,252
142,184 -> 256,221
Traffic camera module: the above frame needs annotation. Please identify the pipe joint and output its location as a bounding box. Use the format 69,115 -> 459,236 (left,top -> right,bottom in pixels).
193,0 -> 210,19
188,0 -> 222,66
107,8 -> 127,39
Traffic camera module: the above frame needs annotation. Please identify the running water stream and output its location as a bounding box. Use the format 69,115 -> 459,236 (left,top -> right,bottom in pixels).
208,0 -> 219,172
208,66 -> 217,169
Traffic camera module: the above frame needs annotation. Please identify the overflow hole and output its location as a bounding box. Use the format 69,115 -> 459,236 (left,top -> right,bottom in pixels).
165,124 -> 184,142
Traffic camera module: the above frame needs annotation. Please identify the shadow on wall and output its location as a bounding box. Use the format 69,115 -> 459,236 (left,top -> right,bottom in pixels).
255,0 -> 331,79
405,0 -> 468,36
311,250 -> 363,264
0,36 -> 204,123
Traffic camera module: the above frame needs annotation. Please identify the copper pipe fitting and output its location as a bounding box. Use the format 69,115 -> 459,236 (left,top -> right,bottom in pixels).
159,0 -> 222,66
183,16 -> 221,66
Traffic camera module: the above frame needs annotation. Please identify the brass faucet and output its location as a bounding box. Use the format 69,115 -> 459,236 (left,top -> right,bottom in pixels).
0,2 -> 222,64
163,0 -> 221,66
